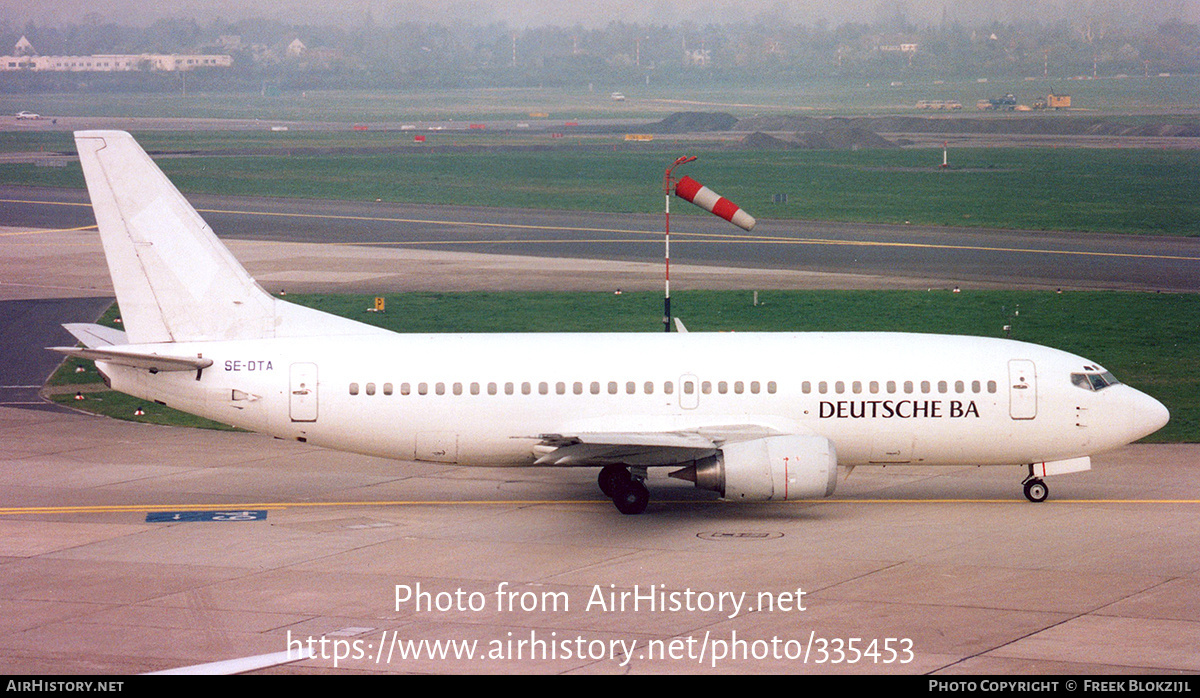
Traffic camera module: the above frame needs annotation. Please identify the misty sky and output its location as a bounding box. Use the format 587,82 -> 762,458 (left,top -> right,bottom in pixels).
1,0 -> 1196,27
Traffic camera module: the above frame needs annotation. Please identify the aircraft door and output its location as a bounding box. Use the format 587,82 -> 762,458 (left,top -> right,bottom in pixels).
1008,359 -> 1037,420
290,362 -> 318,422
679,374 -> 699,409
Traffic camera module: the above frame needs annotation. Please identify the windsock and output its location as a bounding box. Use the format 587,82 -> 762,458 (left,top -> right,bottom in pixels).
674,175 -> 756,231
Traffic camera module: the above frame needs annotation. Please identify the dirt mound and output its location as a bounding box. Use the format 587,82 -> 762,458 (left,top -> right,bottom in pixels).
795,127 -> 899,150
736,114 -> 1200,138
653,111 -> 739,133
736,131 -> 796,149
735,115 -> 823,132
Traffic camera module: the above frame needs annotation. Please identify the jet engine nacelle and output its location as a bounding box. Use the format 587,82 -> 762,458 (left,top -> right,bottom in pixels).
674,435 -> 838,501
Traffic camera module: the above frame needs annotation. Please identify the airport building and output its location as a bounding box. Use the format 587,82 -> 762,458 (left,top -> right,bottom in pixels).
0,36 -> 232,72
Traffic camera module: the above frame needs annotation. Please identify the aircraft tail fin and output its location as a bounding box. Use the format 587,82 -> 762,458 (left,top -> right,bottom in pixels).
74,131 -> 382,344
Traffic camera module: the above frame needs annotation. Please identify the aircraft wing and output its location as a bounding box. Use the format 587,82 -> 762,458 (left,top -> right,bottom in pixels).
531,420 -> 811,466
533,432 -> 719,466
48,346 -> 214,374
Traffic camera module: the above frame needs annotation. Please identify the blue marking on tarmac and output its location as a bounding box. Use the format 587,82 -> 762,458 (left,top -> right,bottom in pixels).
146,510 -> 267,522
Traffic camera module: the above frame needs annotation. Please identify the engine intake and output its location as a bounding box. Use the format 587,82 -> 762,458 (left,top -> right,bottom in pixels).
671,435 -> 838,500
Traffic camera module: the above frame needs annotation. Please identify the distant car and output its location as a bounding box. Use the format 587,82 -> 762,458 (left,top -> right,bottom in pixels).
610,92 -> 625,101
15,111 -> 40,120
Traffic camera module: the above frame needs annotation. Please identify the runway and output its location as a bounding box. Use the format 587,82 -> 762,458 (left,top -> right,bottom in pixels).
3,185 -> 1199,293
1,185 -> 1198,675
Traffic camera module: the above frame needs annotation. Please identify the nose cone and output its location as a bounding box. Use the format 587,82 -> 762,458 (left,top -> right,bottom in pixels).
1131,389 -> 1170,441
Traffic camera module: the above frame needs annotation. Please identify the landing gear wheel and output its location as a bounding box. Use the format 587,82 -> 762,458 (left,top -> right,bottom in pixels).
1023,478 -> 1049,503
612,478 -> 649,515
598,465 -> 630,498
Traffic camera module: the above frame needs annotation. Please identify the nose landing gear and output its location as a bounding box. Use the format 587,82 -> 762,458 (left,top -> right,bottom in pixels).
1022,468 -> 1049,503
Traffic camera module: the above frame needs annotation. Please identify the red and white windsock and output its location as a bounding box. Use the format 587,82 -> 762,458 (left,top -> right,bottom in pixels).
674,175 -> 756,231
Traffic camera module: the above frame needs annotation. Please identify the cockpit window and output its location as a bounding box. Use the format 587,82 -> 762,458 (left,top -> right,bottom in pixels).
1071,371 -> 1121,392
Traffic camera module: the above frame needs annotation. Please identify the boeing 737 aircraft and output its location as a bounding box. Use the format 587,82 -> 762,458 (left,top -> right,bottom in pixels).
52,131 -> 1169,514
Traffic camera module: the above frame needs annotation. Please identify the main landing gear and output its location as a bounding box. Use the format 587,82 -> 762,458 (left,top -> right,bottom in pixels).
1022,466 -> 1049,503
598,465 -> 649,515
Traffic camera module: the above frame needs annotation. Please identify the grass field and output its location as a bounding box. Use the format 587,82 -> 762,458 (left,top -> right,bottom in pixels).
3,142 -> 1198,236
48,290 -> 1199,443
3,75 -> 1198,121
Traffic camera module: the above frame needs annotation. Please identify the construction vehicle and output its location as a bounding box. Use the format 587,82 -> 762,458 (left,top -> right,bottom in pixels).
1033,93 -> 1072,110
977,94 -> 1017,111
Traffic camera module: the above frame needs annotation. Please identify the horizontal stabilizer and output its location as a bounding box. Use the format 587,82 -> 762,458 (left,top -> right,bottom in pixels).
49,346 -> 213,373
62,323 -> 128,348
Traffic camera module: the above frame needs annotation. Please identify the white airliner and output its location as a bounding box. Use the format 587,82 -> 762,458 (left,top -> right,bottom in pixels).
53,131 -> 1169,514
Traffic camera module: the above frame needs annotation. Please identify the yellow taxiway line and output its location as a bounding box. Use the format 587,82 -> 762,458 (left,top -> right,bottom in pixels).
1,498 -> 1197,516
0,223 -> 97,237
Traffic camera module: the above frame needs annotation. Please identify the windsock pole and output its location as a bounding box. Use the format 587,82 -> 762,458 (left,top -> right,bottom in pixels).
663,156 -> 696,332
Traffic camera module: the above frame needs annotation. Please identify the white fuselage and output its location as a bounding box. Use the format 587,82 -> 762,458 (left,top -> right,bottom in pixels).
97,331 -> 1166,469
